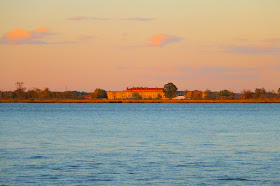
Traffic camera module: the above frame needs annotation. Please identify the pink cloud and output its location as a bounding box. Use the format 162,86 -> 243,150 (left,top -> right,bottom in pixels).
31,27 -> 53,38
0,28 -> 55,45
0,29 -> 32,45
148,34 -> 183,47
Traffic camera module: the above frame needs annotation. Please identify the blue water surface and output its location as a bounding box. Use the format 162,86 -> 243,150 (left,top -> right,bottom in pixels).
0,103 -> 280,185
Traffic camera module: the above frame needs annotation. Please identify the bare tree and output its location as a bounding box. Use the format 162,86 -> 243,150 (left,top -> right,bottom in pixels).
15,82 -> 26,99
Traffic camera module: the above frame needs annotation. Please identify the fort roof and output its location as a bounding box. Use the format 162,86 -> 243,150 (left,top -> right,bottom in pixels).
124,87 -> 164,92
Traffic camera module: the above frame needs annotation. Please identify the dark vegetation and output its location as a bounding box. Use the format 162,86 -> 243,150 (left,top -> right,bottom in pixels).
163,82 -> 178,99
0,82 -> 280,102
0,82 -> 88,100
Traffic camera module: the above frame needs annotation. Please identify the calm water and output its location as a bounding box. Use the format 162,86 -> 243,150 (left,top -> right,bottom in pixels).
0,103 -> 280,185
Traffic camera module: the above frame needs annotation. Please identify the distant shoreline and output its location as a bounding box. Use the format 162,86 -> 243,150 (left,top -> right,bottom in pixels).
1,99 -> 280,103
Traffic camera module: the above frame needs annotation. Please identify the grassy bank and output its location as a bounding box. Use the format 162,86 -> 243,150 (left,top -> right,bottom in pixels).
1,99 -> 280,103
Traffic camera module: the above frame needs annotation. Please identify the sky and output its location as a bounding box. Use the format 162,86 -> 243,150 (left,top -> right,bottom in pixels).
0,0 -> 280,92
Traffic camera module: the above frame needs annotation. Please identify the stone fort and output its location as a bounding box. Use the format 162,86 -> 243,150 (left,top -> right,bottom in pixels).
107,87 -> 166,100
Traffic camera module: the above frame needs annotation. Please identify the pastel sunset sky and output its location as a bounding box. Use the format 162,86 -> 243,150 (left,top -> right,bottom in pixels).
0,0 -> 279,92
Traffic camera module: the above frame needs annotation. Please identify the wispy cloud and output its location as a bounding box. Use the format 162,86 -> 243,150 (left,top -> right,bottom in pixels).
202,72 -> 259,81
215,37 -> 280,55
262,38 -> 280,43
116,64 -> 280,81
0,28 -> 88,45
68,16 -> 87,21
148,34 -> 183,47
78,34 -> 94,41
117,65 -> 191,72
121,17 -> 155,21
68,16 -> 155,22
200,67 -> 253,73
234,38 -> 249,42
153,65 -> 191,72
0,28 -> 57,45
147,34 -> 183,47
117,65 -> 255,73
220,45 -> 280,55
68,16 -> 111,21
121,34 -> 183,49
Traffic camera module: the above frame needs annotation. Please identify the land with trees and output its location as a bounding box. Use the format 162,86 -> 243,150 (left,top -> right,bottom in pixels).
0,82 -> 280,103
91,89 -> 107,99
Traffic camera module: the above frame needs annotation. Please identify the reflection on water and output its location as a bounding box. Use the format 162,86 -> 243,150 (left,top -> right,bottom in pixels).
0,103 -> 280,185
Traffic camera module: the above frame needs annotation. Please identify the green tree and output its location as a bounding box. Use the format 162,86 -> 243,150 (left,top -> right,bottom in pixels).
191,90 -> 203,100
163,82 -> 177,99
40,88 -> 51,99
218,90 -> 235,100
254,88 -> 267,99
34,88 -> 41,98
49,91 -> 57,99
278,88 -> 280,98
132,92 -> 142,99
91,89 -> 107,99
267,90 -> 277,99
204,89 -> 216,100
64,91 -> 74,99
55,92 -> 64,99
157,94 -> 162,99
241,89 -> 253,99
26,89 -> 37,99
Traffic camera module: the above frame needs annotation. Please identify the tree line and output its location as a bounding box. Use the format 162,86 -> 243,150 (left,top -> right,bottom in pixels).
0,82 -> 279,100
0,82 -> 107,100
180,88 -> 280,100
163,82 -> 280,100
183,88 -> 280,100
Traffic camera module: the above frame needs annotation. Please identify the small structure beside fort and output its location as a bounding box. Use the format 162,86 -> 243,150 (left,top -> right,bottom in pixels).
107,87 -> 166,99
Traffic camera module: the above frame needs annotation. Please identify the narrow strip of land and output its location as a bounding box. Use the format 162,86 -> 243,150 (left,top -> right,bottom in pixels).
1,99 -> 280,103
